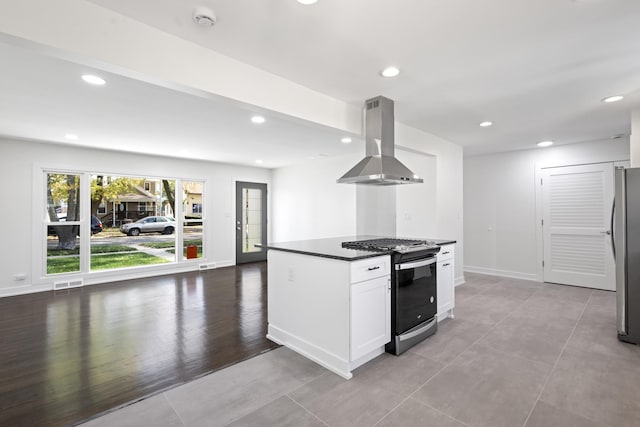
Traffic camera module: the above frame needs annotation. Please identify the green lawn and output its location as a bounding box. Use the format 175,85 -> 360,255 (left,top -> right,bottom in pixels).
142,240 -> 202,257
47,252 -> 169,274
166,245 -> 203,257
90,253 -> 169,271
47,257 -> 80,274
140,239 -> 201,249
47,245 -> 137,256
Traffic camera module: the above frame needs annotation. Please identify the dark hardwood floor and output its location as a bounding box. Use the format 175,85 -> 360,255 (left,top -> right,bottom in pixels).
0,262 -> 279,427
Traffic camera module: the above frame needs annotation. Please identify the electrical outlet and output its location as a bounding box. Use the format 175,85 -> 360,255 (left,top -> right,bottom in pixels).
13,273 -> 27,281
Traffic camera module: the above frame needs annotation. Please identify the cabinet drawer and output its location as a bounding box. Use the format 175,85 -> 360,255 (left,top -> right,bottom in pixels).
437,245 -> 454,262
350,256 -> 391,283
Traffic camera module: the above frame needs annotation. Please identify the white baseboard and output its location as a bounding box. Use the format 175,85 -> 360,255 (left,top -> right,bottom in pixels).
0,283 -> 50,298
454,276 -> 466,287
463,265 -> 538,282
267,324 -> 353,379
214,260 -> 234,268
1,258 -> 239,298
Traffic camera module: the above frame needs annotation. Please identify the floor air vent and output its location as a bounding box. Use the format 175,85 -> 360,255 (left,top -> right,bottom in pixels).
199,263 -> 216,270
53,279 -> 84,290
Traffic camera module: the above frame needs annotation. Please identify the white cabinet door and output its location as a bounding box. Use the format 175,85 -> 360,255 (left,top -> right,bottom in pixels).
436,245 -> 454,319
351,275 -> 390,361
437,261 -> 454,316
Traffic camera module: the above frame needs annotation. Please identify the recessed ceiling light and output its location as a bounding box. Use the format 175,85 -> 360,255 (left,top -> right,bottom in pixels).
251,115 -> 266,124
380,67 -> 400,78
255,159 -> 264,164
297,0 -> 318,4
479,121 -> 493,127
602,95 -> 624,103
537,140 -> 554,147
341,137 -> 352,144
81,74 -> 106,86
65,133 -> 79,140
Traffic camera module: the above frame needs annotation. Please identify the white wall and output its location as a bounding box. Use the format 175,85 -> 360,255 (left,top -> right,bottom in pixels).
464,139 -> 630,280
396,150 -> 437,239
356,185 -> 397,236
354,150 -> 437,238
0,137 -> 271,296
271,153 -> 358,241
272,124 -> 465,283
396,123 -> 464,283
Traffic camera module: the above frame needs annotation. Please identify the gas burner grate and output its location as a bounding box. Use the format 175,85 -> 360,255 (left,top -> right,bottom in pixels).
342,238 -> 428,251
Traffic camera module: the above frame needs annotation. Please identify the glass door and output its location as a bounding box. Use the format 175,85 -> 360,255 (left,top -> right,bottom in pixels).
235,182 -> 267,264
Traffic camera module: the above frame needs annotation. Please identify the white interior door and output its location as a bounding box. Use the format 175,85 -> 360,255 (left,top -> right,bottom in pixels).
542,163 -> 614,290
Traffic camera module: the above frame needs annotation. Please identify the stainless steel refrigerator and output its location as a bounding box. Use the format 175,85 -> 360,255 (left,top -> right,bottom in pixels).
614,166 -> 640,344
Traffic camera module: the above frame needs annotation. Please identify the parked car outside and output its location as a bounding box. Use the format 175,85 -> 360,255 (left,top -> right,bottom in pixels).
91,215 -> 103,234
120,216 -> 176,236
47,215 -> 103,236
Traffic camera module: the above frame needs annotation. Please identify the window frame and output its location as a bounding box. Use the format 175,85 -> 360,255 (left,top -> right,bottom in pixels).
36,167 -> 206,283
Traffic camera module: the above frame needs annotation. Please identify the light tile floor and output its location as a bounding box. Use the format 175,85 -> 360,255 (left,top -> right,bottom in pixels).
80,273 -> 640,427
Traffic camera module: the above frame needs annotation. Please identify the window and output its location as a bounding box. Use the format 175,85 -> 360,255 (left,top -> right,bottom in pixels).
46,173 -> 82,275
182,181 -> 204,260
42,171 -> 202,277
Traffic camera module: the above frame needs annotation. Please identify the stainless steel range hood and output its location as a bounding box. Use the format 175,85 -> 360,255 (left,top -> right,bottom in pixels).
337,96 -> 423,185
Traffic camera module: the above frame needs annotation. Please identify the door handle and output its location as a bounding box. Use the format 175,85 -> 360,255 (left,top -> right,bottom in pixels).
600,230 -> 611,235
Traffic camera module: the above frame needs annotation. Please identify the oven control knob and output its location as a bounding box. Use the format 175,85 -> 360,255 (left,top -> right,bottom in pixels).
430,296 -> 434,303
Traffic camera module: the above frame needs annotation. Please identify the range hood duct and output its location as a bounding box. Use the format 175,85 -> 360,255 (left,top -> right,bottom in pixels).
337,96 -> 423,185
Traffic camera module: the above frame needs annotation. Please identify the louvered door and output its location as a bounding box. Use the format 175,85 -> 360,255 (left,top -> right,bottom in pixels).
542,163 -> 614,290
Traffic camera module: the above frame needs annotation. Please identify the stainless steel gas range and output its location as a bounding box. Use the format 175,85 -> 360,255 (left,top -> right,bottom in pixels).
342,238 -> 441,354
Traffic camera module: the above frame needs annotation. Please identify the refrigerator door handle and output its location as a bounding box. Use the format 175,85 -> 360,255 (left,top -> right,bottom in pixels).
610,198 -> 616,260
615,167 -> 626,336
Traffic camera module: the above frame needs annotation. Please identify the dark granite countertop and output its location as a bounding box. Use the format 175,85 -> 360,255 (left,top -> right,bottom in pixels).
261,236 -> 456,261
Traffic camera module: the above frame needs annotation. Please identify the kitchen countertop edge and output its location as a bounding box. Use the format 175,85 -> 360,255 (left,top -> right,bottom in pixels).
261,246 -> 391,261
259,237 -> 457,262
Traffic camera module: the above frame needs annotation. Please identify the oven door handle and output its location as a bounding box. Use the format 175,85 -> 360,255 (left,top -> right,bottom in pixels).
399,317 -> 437,341
396,257 -> 436,270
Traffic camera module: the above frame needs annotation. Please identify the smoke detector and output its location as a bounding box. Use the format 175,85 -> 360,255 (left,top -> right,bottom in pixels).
193,6 -> 216,27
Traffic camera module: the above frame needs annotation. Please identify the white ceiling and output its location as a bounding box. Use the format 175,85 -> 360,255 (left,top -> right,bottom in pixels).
84,0 -> 640,156
0,41 -> 360,168
2,0 -> 640,164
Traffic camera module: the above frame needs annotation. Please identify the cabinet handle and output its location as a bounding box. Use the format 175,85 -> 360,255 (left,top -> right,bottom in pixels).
442,251 -> 450,255
443,263 -> 451,267
367,266 -> 380,271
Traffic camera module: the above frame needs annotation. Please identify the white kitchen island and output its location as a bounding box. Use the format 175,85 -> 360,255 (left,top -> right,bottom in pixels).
264,236 -> 456,379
